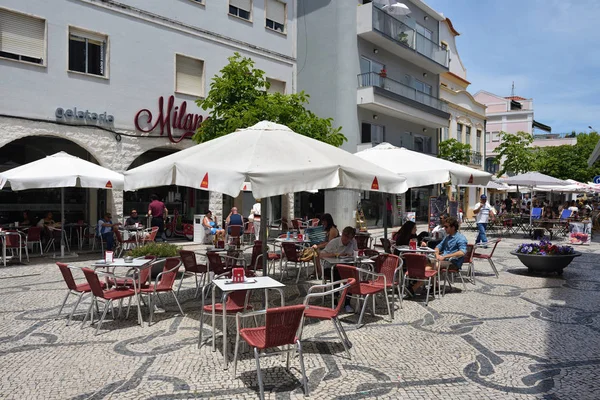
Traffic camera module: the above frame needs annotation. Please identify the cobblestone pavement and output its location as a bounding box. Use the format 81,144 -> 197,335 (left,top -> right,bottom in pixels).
1,228 -> 599,399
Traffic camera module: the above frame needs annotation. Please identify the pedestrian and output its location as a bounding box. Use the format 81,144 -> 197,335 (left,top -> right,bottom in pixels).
473,194 -> 496,246
148,194 -> 167,241
504,196 -> 512,213
250,199 -> 261,240
386,197 -> 393,227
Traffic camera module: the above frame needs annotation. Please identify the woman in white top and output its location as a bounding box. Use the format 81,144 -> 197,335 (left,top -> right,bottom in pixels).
251,199 -> 261,240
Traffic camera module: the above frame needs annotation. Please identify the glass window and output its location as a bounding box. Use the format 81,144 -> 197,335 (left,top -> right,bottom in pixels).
68,28 -> 107,76
413,79 -> 432,95
176,54 -> 204,96
492,131 -> 501,142
415,22 -> 433,40
456,123 -> 463,142
485,132 -> 490,143
229,0 -> 252,20
465,126 -> 471,147
0,9 -> 46,65
361,123 -> 384,144
266,0 -> 286,33
476,130 -> 482,152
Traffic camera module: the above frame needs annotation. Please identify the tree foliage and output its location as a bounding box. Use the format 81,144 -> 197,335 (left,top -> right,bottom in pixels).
494,131 -> 534,177
193,53 -> 346,146
438,139 -> 472,165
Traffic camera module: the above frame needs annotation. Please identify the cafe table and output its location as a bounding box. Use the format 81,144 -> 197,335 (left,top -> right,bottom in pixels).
209,276 -> 285,369
394,246 -> 436,254
91,257 -> 153,327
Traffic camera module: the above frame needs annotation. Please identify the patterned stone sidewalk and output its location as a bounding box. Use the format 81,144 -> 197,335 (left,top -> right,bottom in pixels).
1,232 -> 599,399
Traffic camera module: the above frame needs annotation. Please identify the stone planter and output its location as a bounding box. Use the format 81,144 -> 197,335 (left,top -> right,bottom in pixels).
510,251 -> 581,275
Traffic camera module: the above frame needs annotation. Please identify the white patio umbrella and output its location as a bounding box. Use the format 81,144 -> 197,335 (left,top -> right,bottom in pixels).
536,179 -> 591,193
0,152 -> 124,258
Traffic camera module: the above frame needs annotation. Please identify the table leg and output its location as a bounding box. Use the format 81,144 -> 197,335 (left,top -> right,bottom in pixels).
211,285 -> 216,352
3,237 -> 6,267
330,264 -> 335,308
222,292 -> 228,370
134,269 -> 144,327
264,289 -> 269,309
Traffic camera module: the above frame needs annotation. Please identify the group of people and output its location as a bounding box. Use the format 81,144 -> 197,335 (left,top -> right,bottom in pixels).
201,199 -> 263,245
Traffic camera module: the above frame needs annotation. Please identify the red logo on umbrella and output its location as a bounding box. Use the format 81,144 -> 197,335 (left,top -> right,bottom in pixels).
200,173 -> 209,189
371,177 -> 379,190
243,184 -> 247,190
105,181 -> 113,188
468,174 -> 474,184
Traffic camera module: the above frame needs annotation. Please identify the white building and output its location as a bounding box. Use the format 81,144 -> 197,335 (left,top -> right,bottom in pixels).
0,0 -> 295,226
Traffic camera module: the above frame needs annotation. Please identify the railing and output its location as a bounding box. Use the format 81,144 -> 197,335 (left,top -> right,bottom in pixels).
372,5 -> 448,67
470,151 -> 482,166
358,72 -> 448,112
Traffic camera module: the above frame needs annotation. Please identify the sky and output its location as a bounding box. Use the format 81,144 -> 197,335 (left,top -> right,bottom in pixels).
424,0 -> 600,134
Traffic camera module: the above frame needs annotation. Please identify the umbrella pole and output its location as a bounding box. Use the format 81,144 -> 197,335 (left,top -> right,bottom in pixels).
61,187 -> 65,258
383,194 -> 388,239
261,197 -> 268,276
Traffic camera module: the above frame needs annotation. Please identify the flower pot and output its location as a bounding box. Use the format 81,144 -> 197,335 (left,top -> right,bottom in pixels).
510,251 -> 581,275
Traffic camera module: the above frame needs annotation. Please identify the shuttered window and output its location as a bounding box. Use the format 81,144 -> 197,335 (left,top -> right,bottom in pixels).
69,27 -> 108,76
229,0 -> 252,20
266,78 -> 285,94
176,54 -> 204,96
0,8 -> 45,65
266,0 -> 286,33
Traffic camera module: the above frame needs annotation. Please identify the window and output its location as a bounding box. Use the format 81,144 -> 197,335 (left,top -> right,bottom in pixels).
476,130 -> 482,152
266,0 -> 285,33
412,78 -> 432,95
361,123 -> 384,144
456,123 -> 463,142
266,77 -> 285,94
485,132 -> 490,143
0,8 -> 45,65
69,27 -> 107,76
414,135 -> 432,154
175,54 -> 204,96
485,157 -> 499,174
229,0 -> 252,21
415,22 -> 433,40
360,56 -> 385,86
492,131 -> 501,142
440,41 -> 448,51
465,126 -> 471,146
442,127 -> 449,141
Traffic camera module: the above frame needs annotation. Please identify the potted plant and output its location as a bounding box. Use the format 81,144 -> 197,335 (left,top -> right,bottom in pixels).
397,32 -> 409,45
510,240 -> 580,275
128,242 -> 182,278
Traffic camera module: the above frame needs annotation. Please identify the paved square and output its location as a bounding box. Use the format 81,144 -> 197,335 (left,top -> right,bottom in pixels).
1,231 -> 599,399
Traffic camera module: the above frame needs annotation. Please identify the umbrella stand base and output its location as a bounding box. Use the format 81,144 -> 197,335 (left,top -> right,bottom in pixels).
51,252 -> 80,260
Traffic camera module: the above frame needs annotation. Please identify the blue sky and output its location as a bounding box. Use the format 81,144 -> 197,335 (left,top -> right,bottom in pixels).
425,0 -> 600,134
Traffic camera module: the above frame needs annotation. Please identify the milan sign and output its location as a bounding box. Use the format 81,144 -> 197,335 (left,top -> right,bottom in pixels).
134,95 -> 206,143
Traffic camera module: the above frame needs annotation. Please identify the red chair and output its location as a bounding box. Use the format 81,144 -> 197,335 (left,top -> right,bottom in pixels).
113,229 -> 140,257
5,231 -> 28,262
56,262 -> 103,325
366,254 -> 403,318
26,227 -> 44,256
81,267 -> 136,335
107,255 -> 157,289
401,253 -> 437,306
336,264 -> 392,327
473,239 -> 501,278
242,222 -> 255,245
355,234 -> 371,250
249,240 -> 282,276
227,225 -> 243,248
141,227 -> 159,244
137,257 -> 184,325
302,278 -> 356,359
291,218 -> 303,232
233,304 -> 308,400
281,242 -> 310,283
177,250 -> 209,298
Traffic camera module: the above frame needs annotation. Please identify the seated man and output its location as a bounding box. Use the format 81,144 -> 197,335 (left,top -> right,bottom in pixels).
225,207 -> 244,234
97,212 -> 121,251
125,209 -> 142,228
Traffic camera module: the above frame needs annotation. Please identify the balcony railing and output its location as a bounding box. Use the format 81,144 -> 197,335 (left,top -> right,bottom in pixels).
372,5 -> 448,67
358,72 -> 448,113
470,151 -> 482,165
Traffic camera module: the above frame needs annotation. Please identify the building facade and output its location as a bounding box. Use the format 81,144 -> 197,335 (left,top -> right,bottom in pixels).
297,0 -> 451,226
0,0 -> 295,225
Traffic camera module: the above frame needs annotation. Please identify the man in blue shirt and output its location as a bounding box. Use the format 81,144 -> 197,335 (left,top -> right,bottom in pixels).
435,216 -> 468,269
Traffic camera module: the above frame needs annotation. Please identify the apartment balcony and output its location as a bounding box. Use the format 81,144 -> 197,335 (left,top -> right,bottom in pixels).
470,151 -> 483,167
357,3 -> 449,74
357,72 -> 450,129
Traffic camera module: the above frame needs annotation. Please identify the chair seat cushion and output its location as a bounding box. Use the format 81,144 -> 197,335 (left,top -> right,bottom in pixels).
305,305 -> 337,320
202,303 -> 253,313
350,284 -> 383,296
473,254 -> 490,259
240,327 -> 298,350
268,253 -> 281,260
103,288 -> 135,300
74,282 -> 106,292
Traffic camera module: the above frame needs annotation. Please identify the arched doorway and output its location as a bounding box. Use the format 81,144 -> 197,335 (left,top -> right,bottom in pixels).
0,136 -> 102,225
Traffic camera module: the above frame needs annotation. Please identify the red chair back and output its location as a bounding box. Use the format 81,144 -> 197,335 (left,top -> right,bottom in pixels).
403,253 -> 428,280
335,264 -> 360,294
355,235 -> 370,250
137,256 -> 157,286
244,222 -> 254,235
82,267 -> 107,298
229,225 -> 243,237
145,227 -> 159,241
156,257 -> 181,290
27,227 -> 42,241
291,219 -> 302,230
251,241 -> 263,270
56,262 -> 77,291
375,254 -> 400,285
488,239 -> 501,257
380,238 -> 392,254
180,250 -> 207,274
463,244 -> 475,264
264,304 -> 306,348
282,242 -> 300,262
207,251 -> 228,275
332,278 -> 356,316
4,232 -> 22,248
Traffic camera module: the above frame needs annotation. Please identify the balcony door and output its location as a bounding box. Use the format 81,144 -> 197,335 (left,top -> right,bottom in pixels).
360,56 -> 385,87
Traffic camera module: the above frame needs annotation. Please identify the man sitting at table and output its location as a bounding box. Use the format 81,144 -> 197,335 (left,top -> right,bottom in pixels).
125,209 -> 142,228
405,216 -> 466,297
98,212 -> 120,251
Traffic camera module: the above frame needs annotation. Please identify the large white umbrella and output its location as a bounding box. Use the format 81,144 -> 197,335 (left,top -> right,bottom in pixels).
0,152 -> 124,257
536,179 -> 591,193
355,143 -> 492,188
124,121 -> 408,197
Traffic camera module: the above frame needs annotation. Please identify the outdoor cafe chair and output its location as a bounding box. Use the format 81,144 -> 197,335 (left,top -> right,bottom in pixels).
26,226 -> 44,256
301,278 -> 356,359
367,254 -> 403,318
400,253 -> 437,307
107,255 -> 157,290
81,267 -> 137,335
177,250 -> 209,299
141,227 -> 159,245
248,240 -> 281,276
232,304 -> 309,400
474,239 -> 501,278
227,225 -> 243,248
56,262 -> 103,325
336,264 -> 392,328
242,222 -> 255,245
5,231 -> 29,263
281,241 -> 311,283
137,257 -> 184,325
355,234 -> 372,250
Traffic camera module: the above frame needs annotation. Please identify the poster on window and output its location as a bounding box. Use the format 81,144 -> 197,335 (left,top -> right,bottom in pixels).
406,212 -> 416,223
569,222 -> 591,245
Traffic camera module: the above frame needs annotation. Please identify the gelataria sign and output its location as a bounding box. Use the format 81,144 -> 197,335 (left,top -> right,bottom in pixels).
55,107 -> 114,125
134,95 -> 206,143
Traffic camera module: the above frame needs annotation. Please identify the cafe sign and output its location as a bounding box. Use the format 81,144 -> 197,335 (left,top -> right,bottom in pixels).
55,107 -> 114,125
134,95 -> 206,143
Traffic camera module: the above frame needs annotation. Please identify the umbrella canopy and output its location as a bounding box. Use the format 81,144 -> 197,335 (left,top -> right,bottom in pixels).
355,143 -> 492,188
124,121 -> 408,197
383,2 -> 411,16
0,151 -> 123,191
536,179 -> 593,193
500,172 -> 568,187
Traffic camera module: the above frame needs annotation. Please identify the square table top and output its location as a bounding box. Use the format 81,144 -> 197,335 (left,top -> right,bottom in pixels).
322,256 -> 375,265
212,276 -> 284,292
92,258 -> 152,268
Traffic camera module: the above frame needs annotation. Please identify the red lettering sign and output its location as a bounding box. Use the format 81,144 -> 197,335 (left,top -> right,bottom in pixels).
134,95 -> 207,143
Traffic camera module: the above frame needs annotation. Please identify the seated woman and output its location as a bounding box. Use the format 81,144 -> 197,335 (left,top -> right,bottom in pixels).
394,221 -> 418,254
203,210 -> 225,243
37,211 -> 57,228
312,213 -> 340,277
21,210 -> 32,227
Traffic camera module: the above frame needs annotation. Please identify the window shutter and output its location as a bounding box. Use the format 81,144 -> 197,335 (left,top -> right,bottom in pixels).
266,0 -> 285,25
266,78 -> 285,94
176,54 -> 204,96
230,0 -> 252,12
0,9 -> 45,60
69,27 -> 106,43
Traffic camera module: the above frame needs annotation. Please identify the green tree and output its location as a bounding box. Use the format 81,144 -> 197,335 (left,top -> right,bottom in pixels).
494,131 -> 534,177
437,139 -> 472,165
193,53 -> 345,146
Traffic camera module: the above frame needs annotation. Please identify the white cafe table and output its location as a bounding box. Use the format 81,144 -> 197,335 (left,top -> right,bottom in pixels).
91,257 -> 153,327
210,276 -> 285,369
394,246 -> 436,254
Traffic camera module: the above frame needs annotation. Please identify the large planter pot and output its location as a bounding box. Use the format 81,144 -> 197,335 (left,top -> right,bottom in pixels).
510,251 -> 581,275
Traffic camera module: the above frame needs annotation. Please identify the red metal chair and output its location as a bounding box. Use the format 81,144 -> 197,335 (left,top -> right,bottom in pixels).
177,250 -> 209,298
233,304 -> 308,400
227,225 -> 243,248
302,278 -> 356,359
106,255 -> 156,290
113,229 -> 140,257
56,262 -> 104,325
366,254 -> 403,318
355,234 -> 371,250
281,241 -> 310,283
26,227 -> 44,256
5,231 -> 28,262
401,253 -> 437,306
242,221 -> 255,245
141,227 -> 159,244
81,267 -> 137,335
473,239 -> 501,278
137,257 -> 184,325
336,264 -> 392,327
310,218 -> 320,227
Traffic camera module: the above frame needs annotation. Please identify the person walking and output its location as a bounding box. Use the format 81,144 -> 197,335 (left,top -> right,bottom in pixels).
148,194 -> 167,241
250,199 -> 261,240
473,194 -> 496,246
